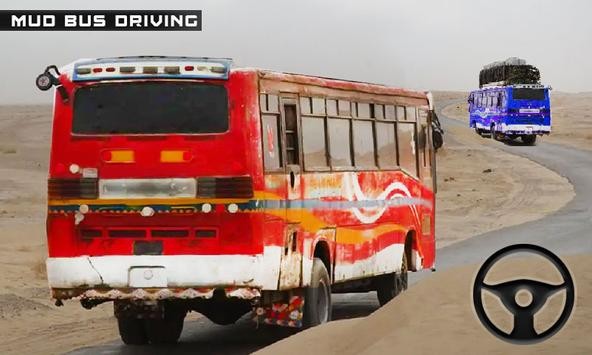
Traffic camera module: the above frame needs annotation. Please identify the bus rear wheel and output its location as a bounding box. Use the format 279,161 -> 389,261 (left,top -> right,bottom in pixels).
117,317 -> 148,345
145,307 -> 186,344
522,135 -> 537,145
490,125 -> 501,141
376,252 -> 408,306
303,258 -> 332,327
116,304 -> 186,345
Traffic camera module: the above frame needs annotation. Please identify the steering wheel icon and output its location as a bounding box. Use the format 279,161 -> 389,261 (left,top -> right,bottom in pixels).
473,244 -> 575,344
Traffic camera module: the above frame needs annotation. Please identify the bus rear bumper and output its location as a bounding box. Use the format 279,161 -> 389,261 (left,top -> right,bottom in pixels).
46,247 -> 282,300
499,124 -> 551,135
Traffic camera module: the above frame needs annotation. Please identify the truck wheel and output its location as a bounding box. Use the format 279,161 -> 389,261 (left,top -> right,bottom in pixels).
376,252 -> 408,306
145,307 -> 186,344
522,135 -> 537,145
491,125 -> 499,141
117,317 -> 148,345
303,258 -> 332,327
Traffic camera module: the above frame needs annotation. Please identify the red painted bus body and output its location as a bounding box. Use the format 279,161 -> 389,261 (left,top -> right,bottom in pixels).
42,57 -> 436,343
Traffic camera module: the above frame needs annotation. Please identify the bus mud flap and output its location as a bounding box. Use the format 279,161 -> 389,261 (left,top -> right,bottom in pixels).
253,292 -> 304,328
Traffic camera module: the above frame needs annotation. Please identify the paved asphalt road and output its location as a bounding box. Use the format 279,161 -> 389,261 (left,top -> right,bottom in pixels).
69,103 -> 592,354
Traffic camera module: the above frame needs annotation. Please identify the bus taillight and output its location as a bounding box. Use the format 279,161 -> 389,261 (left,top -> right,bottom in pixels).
101,150 -> 135,163
48,178 -> 98,200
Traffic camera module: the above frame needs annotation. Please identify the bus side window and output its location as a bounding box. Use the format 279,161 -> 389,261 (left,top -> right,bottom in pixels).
301,96 -> 329,170
376,121 -> 397,168
357,103 -> 371,118
338,100 -> 351,117
302,116 -> 328,169
418,109 -> 433,187
283,103 -> 299,165
418,109 -> 429,168
374,104 -> 384,120
405,107 -> 417,121
383,105 -> 395,120
328,118 -> 353,168
261,94 -> 283,171
262,114 -> 283,170
397,122 -> 418,177
395,106 -> 405,120
327,99 -> 338,116
300,97 -> 312,115
352,119 -> 376,169
328,99 -> 354,169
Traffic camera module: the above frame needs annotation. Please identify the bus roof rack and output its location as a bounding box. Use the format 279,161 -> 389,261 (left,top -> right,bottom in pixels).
71,57 -> 233,82
472,83 -> 550,91
90,56 -> 233,64
479,57 -> 540,87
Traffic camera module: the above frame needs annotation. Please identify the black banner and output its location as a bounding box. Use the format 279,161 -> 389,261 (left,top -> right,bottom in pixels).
0,10 -> 202,31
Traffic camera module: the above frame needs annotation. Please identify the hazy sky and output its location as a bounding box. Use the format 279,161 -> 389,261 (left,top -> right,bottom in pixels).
1,0 -> 591,104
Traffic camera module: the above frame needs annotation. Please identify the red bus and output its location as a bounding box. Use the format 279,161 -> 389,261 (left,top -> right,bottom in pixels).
38,56 -> 437,345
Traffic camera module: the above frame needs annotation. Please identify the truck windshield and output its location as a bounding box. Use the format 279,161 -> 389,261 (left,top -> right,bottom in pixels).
72,82 -> 228,134
512,88 -> 545,101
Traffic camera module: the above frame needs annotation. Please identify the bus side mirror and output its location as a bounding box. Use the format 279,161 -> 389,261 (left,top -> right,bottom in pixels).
432,130 -> 443,150
35,73 -> 55,91
429,110 -> 444,151
35,65 -> 69,103
35,65 -> 60,91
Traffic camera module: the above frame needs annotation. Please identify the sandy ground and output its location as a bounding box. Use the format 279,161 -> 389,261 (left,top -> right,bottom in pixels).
258,253 -> 591,355
438,91 -> 592,151
433,117 -> 573,248
0,101 -> 576,354
433,91 -> 574,247
0,106 -> 117,354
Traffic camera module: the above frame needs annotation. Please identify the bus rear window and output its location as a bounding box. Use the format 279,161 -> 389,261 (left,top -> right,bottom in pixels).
73,82 -> 228,134
512,88 -> 545,101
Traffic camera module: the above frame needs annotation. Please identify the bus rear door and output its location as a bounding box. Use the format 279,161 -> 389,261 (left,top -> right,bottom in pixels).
417,108 -> 435,268
278,96 -> 303,289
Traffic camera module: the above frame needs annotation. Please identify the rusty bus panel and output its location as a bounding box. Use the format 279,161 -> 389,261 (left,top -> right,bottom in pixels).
278,225 -> 303,290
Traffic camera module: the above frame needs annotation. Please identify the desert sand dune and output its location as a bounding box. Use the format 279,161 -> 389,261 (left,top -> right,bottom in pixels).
257,253 -> 591,355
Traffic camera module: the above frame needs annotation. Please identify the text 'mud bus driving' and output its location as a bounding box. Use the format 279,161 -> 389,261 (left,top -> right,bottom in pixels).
37,56 -> 438,345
